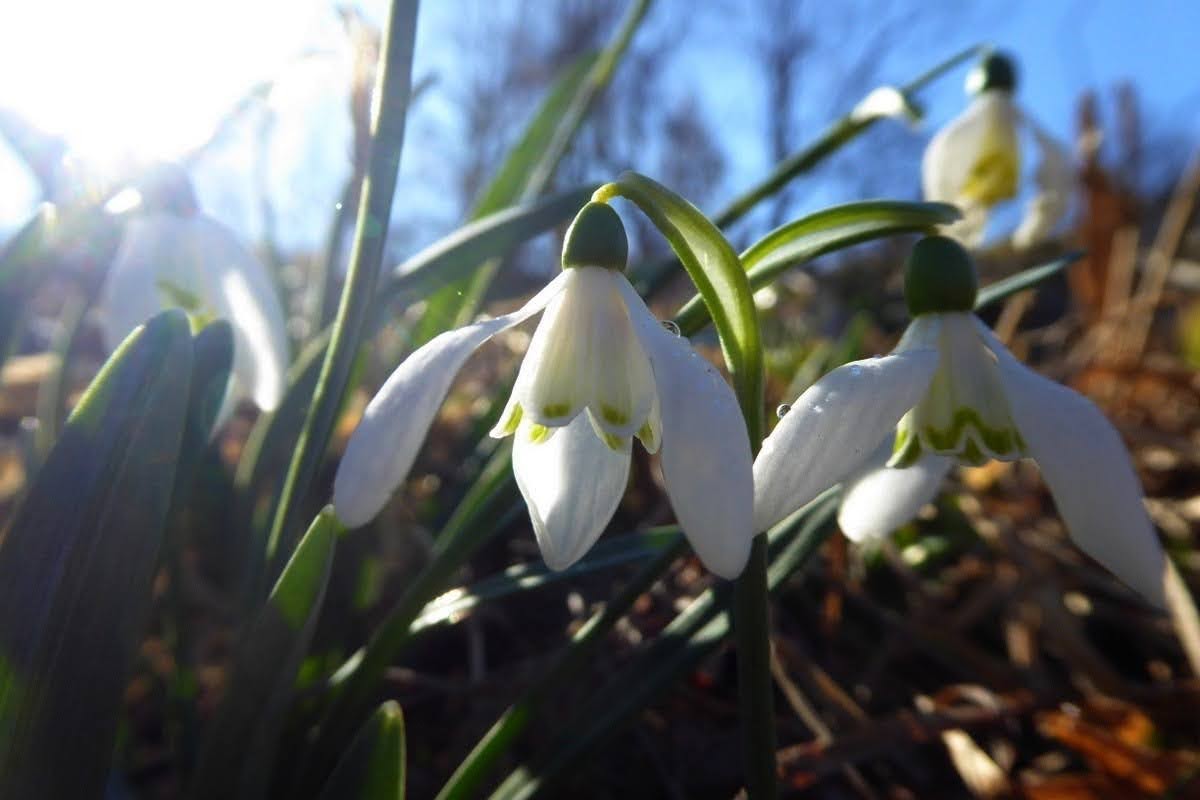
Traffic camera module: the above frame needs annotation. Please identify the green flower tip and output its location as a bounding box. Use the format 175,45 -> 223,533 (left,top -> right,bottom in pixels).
562,201 -> 628,271
966,51 -> 1017,95
904,235 -> 978,316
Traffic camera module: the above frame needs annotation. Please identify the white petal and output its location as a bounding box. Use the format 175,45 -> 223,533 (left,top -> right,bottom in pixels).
507,270 -> 590,428
922,93 -> 1020,205
332,273 -> 568,528
979,320 -> 1167,605
100,213 -> 291,413
511,267 -> 655,436
1012,116 -> 1073,249
753,348 -> 939,532
838,437 -> 954,543
512,414 -> 630,570
618,279 -> 753,579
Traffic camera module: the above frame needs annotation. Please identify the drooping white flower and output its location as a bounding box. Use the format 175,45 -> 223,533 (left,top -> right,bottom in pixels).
334,202 -> 754,578
922,52 -> 1074,248
99,209 -> 290,419
753,236 -> 1167,605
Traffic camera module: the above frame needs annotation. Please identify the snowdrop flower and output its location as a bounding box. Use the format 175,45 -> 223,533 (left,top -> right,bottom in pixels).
334,202 -> 754,578
923,52 -> 1073,249
99,204 -> 290,420
754,236 -> 1166,604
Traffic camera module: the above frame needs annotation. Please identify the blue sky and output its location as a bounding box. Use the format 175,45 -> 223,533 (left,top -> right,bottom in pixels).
0,1 -> 1196,251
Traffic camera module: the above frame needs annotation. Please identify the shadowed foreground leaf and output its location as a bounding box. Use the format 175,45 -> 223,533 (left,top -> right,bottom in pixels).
319,701 -> 407,800
0,309 -> 194,797
189,508 -> 341,800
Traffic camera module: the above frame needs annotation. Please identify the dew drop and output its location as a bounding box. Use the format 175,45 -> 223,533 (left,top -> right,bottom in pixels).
660,320 -> 681,336
849,364 -> 863,376
775,403 -> 791,419
812,405 -> 824,414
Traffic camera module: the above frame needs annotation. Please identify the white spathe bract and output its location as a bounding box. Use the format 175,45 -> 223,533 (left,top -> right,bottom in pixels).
334,266 -> 755,579
754,311 -> 1167,606
99,213 -> 289,417
923,91 -> 1073,248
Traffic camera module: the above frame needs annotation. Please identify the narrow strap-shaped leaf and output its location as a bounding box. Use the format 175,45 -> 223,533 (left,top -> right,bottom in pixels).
296,441 -> 521,792
674,201 -> 960,335
629,45 -> 982,297
410,52 -> 602,345
973,251 -> 1083,311
412,528 -> 679,635
189,509 -> 341,800
0,309 -> 194,798
594,172 -> 763,433
415,0 -> 652,343
264,0 -> 418,577
378,185 -> 598,306
318,701 -> 407,800
233,329 -> 331,605
435,536 -> 687,800
488,490 -> 841,800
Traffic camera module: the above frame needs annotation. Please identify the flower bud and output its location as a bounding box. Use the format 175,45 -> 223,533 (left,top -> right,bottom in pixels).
904,235 -> 978,316
966,52 -> 1017,95
562,201 -> 628,271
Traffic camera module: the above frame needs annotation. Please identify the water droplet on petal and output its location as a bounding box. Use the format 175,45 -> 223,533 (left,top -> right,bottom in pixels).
849,365 -> 863,376
660,320 -> 681,336
812,405 -> 824,414
776,403 -> 791,418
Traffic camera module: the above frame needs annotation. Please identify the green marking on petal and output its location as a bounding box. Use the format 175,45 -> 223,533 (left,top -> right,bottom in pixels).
528,424 -> 553,444
600,404 -> 628,426
889,423 -> 924,468
156,278 -> 205,312
497,402 -> 523,437
600,432 -> 624,452
920,407 -> 1023,462
960,147 -> 1019,206
542,403 -> 571,418
958,437 -> 987,466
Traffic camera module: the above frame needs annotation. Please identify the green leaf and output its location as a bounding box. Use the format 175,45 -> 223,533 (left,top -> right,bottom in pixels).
233,330 -> 331,604
377,185 -> 598,307
318,701 -> 407,800
434,536 -> 687,800
0,309 -> 194,798
412,528 -> 678,635
630,45 -> 982,297
264,0 -> 419,579
189,508 -> 341,800
595,171 -> 764,438
675,200 -> 960,335
297,442 -> 522,790
416,0 -> 652,343
411,52 -> 603,344
974,251 -> 1083,311
489,490 -> 841,800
